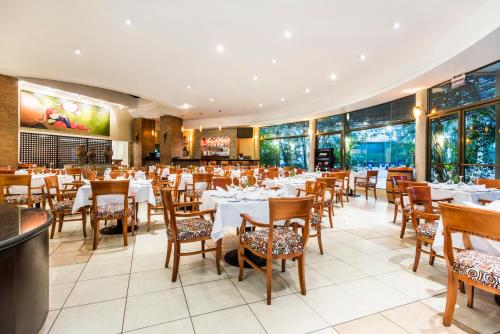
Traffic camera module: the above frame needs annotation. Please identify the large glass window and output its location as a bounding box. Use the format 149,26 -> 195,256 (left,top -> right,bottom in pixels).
259,121 -> 309,139
316,134 -> 341,168
429,61 -> 499,112
316,114 -> 343,133
430,114 -> 459,182
259,137 -> 310,169
345,123 -> 415,186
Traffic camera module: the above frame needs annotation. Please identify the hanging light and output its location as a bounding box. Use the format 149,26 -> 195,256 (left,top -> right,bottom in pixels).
199,125 -> 202,132
181,126 -> 184,132
218,124 -> 222,131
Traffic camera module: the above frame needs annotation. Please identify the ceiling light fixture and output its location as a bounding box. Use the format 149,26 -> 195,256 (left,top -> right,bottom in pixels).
180,103 -> 191,109
329,73 -> 337,80
125,19 -> 132,26
186,85 -> 192,90
199,125 -> 203,132
258,103 -> 263,108
283,30 -> 292,39
359,54 -> 366,61
252,75 -> 259,81
393,22 -> 400,30
216,44 -> 225,53
74,49 -> 81,55
271,58 -> 277,64
304,88 -> 310,94
218,124 -> 222,131
181,126 -> 184,132
280,97 -> 285,102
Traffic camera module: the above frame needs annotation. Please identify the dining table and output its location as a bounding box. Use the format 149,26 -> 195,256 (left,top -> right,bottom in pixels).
429,183 -> 500,204
10,172 -> 74,194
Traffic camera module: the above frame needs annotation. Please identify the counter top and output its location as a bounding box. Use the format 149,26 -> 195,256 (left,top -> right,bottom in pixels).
0,205 -> 53,251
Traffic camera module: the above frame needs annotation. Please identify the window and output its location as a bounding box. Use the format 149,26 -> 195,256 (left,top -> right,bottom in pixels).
346,95 -> 415,129
316,114 -> 343,133
345,123 -> 415,187
429,114 -> 459,182
429,61 -> 499,112
316,134 -> 341,168
259,137 -> 310,169
259,121 -> 309,139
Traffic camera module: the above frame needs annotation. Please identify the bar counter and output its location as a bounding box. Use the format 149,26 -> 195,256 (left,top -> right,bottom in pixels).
0,205 -> 53,334
172,158 -> 260,167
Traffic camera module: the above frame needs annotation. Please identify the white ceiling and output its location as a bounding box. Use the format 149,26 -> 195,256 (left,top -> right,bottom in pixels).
1,0 -> 500,128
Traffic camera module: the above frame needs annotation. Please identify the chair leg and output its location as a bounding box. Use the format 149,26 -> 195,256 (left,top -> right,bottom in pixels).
459,280 -> 465,294
201,240 -> 206,258
328,205 -> 333,228
297,254 -> 306,296
58,214 -> 64,232
400,214 -> 407,239
317,225 -> 324,255
50,216 -> 57,239
238,244 -> 244,281
281,259 -> 286,272
339,192 -> 344,208
266,261 -> 273,305
393,202 -> 399,224
413,239 -> 422,272
172,243 -> 180,282
429,248 -> 436,266
467,285 -> 474,308
215,239 -> 222,275
123,218 -> 128,247
443,276 -> 458,327
165,240 -> 172,268
92,219 -> 99,250
147,204 -> 151,232
82,210 -> 87,238
373,187 -> 377,200
365,188 -> 368,200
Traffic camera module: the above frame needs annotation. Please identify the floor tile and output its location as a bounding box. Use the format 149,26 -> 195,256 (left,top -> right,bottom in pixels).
178,258 -> 228,286
309,260 -> 368,284
123,288 -> 189,331
131,252 -> 167,273
249,294 -> 329,334
183,279 -> 245,316
49,250 -> 92,267
341,255 -> 401,276
65,274 -> 129,307
230,271 -> 293,303
49,263 -> 85,285
79,256 -> 132,280
128,268 -> 181,296
277,265 -> 332,292
124,318 -> 193,333
50,298 -> 126,334
192,305 -> 266,334
49,283 -> 74,310
376,269 -> 446,300
38,309 -> 58,334
334,314 -> 406,334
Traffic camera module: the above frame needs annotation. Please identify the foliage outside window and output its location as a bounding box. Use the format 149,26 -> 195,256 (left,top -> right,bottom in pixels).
345,123 -> 415,170
429,61 -> 498,112
316,114 -> 343,133
259,137 -> 310,169
316,134 -> 341,168
430,114 -> 459,182
259,121 -> 309,139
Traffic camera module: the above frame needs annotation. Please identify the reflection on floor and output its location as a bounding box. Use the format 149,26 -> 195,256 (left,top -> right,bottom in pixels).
42,196 -> 499,334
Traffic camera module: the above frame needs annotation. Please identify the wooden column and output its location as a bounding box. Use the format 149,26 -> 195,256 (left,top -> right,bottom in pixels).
0,75 -> 19,168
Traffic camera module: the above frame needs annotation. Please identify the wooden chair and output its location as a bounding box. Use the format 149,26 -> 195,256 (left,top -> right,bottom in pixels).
238,196 -> 314,304
161,188 -> 222,282
44,175 -> 87,239
64,167 -> 84,190
476,178 -> 500,189
397,181 -> 428,238
246,175 -> 257,186
354,170 -> 378,200
213,176 -> 232,190
90,181 -> 136,250
391,175 -> 410,225
267,168 -> 279,179
316,177 -> 335,227
296,181 -> 327,254
438,202 -> 500,327
331,171 -> 347,207
184,173 -> 212,202
0,174 -> 45,207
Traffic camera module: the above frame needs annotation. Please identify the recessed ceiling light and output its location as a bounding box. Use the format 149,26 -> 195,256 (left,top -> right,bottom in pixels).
74,49 -> 81,55
125,19 -> 132,26
271,58 -> 277,64
359,54 -> 366,61
258,103 -> 263,108
252,75 -> 259,81
329,73 -> 337,80
280,97 -> 285,102
186,85 -> 192,90
209,98 -> 215,102
216,44 -> 225,53
179,103 -> 191,109
393,22 -> 400,30
283,30 -> 292,39
304,88 -> 310,94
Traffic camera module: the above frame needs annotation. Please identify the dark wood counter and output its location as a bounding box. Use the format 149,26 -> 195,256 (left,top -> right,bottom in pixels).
0,205 -> 53,334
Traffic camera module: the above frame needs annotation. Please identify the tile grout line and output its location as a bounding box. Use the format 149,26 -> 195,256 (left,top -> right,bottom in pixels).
120,233 -> 135,333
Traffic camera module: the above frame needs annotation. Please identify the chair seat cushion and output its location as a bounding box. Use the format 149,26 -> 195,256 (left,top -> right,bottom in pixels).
241,228 -> 303,255
154,195 -> 163,207
356,181 -> 376,188
53,199 -> 75,211
452,250 -> 500,289
185,189 -> 204,198
96,204 -> 135,220
415,222 -> 437,239
167,217 -> 213,241
3,194 -> 44,204
310,212 -> 322,226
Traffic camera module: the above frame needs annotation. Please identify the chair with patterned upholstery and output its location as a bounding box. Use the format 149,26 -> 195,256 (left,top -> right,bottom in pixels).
316,177 -> 335,228
296,181 -> 326,254
64,167 -> 84,191
147,172 -> 171,231
161,188 -> 222,282
391,175 -> 410,225
184,173 -> 212,202
0,174 -> 45,208
90,180 -> 136,250
238,196 -> 314,305
439,202 -> 500,327
397,180 -> 428,238
44,175 -> 87,239
407,185 -> 445,272
354,170 -> 378,200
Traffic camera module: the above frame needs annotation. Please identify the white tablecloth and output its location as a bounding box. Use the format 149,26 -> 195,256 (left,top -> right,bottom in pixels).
168,174 -> 193,190
9,173 -> 74,194
71,180 -> 155,213
430,184 -> 500,204
433,201 -> 500,257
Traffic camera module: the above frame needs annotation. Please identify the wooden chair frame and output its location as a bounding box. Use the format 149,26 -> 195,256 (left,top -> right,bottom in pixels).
0,174 -> 45,208
354,170 -> 378,200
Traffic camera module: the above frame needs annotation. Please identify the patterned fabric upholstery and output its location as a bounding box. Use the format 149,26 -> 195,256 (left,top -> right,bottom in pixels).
167,217 -> 213,241
452,250 -> 500,289
356,181 -> 376,187
185,189 -> 204,198
153,195 -> 163,207
241,228 -> 303,255
53,199 -> 75,211
310,212 -> 322,226
96,204 -> 135,220
3,194 -> 44,204
415,222 -> 437,239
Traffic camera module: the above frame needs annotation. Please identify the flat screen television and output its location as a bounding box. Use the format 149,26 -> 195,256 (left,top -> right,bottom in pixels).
237,127 -> 253,138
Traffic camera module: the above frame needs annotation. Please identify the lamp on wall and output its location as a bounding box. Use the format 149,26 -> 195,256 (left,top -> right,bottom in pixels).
218,124 -> 222,131
199,125 -> 203,132
181,126 -> 184,132
135,132 -> 139,143
412,105 -> 422,118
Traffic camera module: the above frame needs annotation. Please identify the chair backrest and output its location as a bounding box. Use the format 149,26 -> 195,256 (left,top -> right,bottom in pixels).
213,177 -> 232,190
90,180 -> 129,211
316,177 -> 335,189
232,177 -> 240,186
268,196 -> 314,249
303,181 -> 326,201
439,202 -> 500,273
87,170 -> 97,181
476,178 -> 500,189
243,169 -> 254,177
407,185 -> 434,214
367,170 -> 378,179
192,173 -> 213,190
44,175 -> 62,208
283,166 -> 292,172
66,167 -> 82,181
267,169 -> 279,179
0,169 -> 15,174
205,166 -> 215,173
161,188 -> 179,240
0,174 -> 32,205
247,175 -> 257,186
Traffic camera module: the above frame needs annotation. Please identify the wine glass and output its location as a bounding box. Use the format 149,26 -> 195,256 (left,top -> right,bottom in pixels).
445,170 -> 453,185
467,177 -> 475,187
457,176 -> 465,187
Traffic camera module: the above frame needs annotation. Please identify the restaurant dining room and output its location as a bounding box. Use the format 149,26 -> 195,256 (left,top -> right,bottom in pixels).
1,1 -> 500,333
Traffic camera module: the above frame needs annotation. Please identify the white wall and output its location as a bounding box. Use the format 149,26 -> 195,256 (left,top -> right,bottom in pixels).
112,140 -> 129,166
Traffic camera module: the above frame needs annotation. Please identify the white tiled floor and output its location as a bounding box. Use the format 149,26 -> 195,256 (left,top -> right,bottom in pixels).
42,196 -> 499,334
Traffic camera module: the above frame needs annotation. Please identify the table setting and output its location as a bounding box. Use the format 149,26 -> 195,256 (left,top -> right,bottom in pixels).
429,180 -> 500,204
